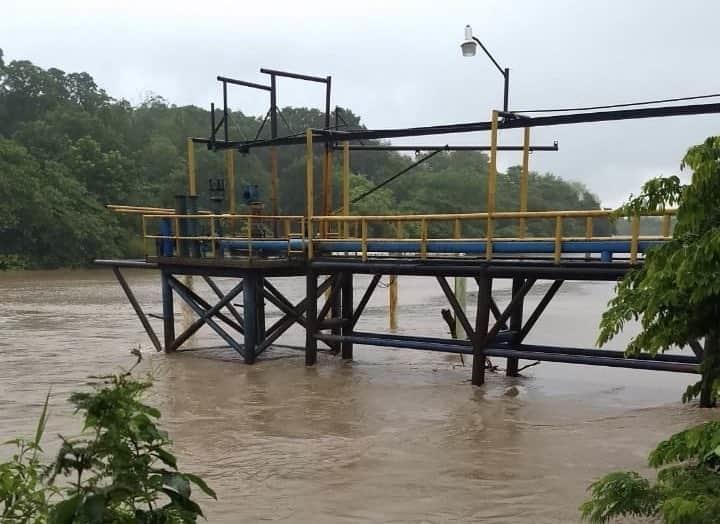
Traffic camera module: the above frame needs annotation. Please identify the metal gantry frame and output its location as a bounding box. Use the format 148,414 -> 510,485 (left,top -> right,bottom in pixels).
100,73 -> 720,388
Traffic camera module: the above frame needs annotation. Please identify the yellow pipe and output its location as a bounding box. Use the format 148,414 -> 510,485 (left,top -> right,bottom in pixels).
187,138 -> 197,196
225,150 -> 236,214
486,110 -> 499,260
306,129 -> 314,259
343,141 -> 350,239
310,208 -> 676,222
519,127 -> 530,238
420,219 -> 428,259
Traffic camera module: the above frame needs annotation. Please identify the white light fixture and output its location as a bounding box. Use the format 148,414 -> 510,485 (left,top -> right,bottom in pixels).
460,24 -> 477,57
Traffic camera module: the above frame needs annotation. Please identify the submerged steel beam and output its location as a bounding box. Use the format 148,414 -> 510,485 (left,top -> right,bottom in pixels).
167,276 -> 246,357
112,267 -> 162,352
168,279 -> 245,352
313,334 -> 699,373
350,274 -> 382,328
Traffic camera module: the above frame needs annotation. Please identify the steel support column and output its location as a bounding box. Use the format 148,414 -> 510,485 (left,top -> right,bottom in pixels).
507,277 -> 525,376
474,275 -> 492,385
243,274 -> 260,364
341,271 -> 354,359
306,271 -> 319,365
161,270 -> 175,352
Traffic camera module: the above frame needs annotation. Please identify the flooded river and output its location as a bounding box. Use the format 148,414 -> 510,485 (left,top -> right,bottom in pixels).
1,269 -> 717,522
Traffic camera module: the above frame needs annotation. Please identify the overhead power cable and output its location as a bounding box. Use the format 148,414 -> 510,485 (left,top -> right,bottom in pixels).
515,92 -> 720,113
351,148 -> 445,204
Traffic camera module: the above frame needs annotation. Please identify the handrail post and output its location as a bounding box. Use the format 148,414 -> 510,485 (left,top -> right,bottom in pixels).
142,215 -> 148,257
361,219 -> 368,261
585,215 -> 593,260
554,216 -> 563,264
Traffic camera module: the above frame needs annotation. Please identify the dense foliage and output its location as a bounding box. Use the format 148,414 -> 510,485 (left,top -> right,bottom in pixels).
598,137 -> 720,407
582,137 -> 720,523
0,353 -> 216,522
581,421 -> 720,523
0,49 -> 605,268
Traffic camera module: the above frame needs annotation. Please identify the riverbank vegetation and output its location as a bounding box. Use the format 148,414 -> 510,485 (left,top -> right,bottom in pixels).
0,351 -> 215,522
0,48 -> 606,269
582,136 -> 720,522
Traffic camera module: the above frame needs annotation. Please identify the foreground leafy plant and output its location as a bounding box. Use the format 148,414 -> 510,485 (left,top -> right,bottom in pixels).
581,421 -> 720,523
0,353 -> 216,522
599,136 -> 720,407
582,137 -> 720,522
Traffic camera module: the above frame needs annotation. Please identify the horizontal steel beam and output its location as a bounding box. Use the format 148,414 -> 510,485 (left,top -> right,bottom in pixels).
94,259 -> 158,269
217,76 -> 272,91
336,144 -> 559,152
259,67 -> 329,84
209,102 -> 720,150
313,333 -> 699,373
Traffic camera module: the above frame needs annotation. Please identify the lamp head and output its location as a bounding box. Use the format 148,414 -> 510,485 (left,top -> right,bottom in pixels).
460,24 -> 477,57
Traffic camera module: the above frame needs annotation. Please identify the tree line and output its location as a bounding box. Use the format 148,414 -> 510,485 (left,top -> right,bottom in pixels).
0,49 -> 606,269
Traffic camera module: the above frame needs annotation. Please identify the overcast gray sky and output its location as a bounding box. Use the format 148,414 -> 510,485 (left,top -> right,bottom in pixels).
2,0 -> 718,206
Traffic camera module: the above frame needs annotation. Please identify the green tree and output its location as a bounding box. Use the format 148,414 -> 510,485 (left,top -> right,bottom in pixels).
598,137 -> 720,408
581,137 -> 720,523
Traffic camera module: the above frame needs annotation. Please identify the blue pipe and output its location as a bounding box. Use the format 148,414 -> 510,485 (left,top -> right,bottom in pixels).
220,238 -> 665,256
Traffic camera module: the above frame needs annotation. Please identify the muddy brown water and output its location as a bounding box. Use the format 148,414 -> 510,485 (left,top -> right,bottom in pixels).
1,269 -> 717,523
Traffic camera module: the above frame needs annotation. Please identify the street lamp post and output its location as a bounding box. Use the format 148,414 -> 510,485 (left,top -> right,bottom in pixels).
460,25 -> 509,112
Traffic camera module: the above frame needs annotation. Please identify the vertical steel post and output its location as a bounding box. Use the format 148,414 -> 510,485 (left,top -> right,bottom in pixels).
222,80 -> 229,142
186,138 -> 196,196
331,272 -> 342,342
486,110 -> 499,260
270,74 -> 279,229
506,277 -> 525,376
519,127 -> 530,238
306,271 -> 318,365
321,76 -> 332,238
341,271 -> 354,359
503,68 -> 510,113
161,270 -> 175,351
306,129 -> 315,259
473,274 -> 492,385
453,218 -> 466,339
342,141 -> 350,238
243,273 -> 258,364
389,275 -> 398,330
258,277 -> 266,343
226,150 -> 235,214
